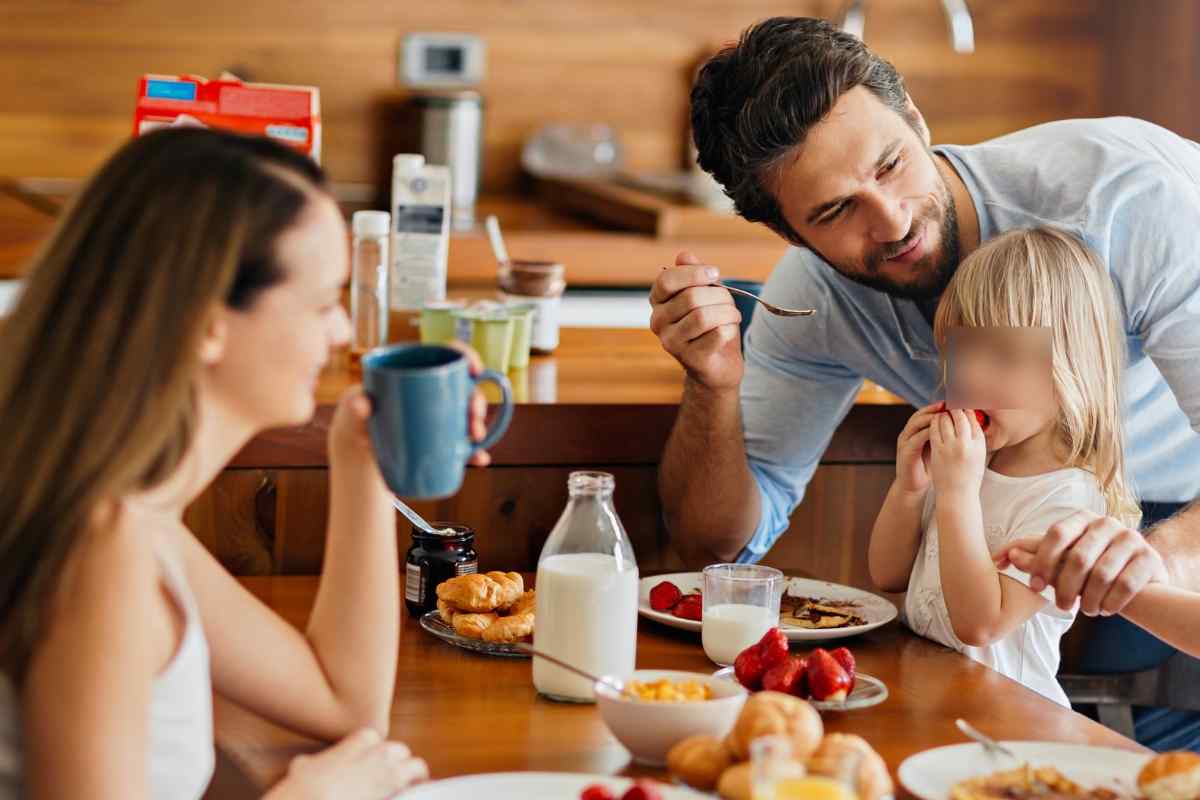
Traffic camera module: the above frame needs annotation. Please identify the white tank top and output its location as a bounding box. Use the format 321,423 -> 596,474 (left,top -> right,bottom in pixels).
0,535 -> 215,798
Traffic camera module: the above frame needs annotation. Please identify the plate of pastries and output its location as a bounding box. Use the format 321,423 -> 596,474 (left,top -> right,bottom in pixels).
420,571 -> 535,657
899,742 -> 1197,800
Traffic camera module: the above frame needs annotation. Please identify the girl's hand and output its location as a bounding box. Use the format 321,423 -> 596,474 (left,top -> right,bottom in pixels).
895,403 -> 941,495
929,408 -> 986,497
266,729 -> 429,800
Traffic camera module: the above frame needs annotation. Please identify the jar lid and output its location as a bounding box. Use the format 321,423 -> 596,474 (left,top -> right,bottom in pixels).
411,523 -> 474,542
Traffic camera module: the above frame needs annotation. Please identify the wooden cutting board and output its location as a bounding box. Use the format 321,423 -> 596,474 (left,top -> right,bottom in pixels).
533,174 -> 779,241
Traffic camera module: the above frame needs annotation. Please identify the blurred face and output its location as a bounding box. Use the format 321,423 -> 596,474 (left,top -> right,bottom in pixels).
205,193 -> 351,429
944,327 -> 1057,453
772,87 -> 961,301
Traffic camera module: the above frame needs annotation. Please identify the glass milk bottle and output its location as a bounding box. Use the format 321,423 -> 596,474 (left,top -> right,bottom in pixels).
533,471 -> 638,703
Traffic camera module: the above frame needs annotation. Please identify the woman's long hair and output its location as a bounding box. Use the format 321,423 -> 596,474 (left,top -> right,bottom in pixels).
933,226 -> 1140,526
0,128 -> 328,684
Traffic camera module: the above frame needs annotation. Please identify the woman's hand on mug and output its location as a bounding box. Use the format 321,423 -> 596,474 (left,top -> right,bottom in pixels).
444,341 -> 492,467
328,386 -> 376,467
265,729 -> 429,800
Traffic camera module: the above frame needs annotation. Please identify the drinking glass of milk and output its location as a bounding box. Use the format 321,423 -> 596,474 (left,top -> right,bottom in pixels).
533,471 -> 639,703
702,563 -> 783,666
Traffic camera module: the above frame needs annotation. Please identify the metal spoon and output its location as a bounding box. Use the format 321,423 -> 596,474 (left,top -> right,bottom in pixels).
391,496 -> 448,536
955,718 -> 1022,764
513,643 -> 626,694
485,214 -> 510,267
716,282 -> 816,317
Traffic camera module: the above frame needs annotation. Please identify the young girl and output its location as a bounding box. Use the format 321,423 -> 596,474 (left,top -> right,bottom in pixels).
867,226 -> 1140,707
0,128 -> 490,798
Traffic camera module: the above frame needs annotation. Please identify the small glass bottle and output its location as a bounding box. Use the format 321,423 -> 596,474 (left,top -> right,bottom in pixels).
533,471 -> 638,703
349,210 -> 390,365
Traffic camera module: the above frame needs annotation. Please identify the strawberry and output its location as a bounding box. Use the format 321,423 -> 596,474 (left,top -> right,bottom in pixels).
757,627 -> 790,669
621,779 -> 664,800
649,580 -> 683,612
829,647 -> 857,691
734,643 -> 767,690
806,648 -> 852,702
581,786 -> 617,800
793,656 -> 810,698
938,402 -> 990,432
671,594 -> 703,621
762,655 -> 806,695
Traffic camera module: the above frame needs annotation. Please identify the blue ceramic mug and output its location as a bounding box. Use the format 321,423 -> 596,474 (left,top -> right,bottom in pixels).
722,279 -> 764,342
362,344 -> 513,500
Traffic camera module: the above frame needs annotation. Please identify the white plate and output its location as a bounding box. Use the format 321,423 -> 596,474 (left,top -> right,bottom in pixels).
712,666 -> 888,711
898,741 -> 1152,800
402,772 -> 705,799
638,573 -> 898,641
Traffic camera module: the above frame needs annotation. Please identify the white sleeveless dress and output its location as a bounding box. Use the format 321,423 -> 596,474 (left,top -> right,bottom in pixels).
0,535 -> 215,798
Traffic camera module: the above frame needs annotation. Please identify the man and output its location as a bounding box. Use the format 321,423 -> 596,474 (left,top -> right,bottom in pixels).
651,16 -> 1200,749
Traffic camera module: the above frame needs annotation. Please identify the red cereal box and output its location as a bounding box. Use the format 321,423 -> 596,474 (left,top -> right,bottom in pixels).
133,73 -> 321,161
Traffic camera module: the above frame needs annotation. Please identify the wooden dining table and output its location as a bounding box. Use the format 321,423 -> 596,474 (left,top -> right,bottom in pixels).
210,575 -> 1147,799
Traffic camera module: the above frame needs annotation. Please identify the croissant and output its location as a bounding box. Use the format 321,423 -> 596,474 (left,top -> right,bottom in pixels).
437,574 -> 504,612
451,612 -> 498,639
481,611 -> 534,643
507,589 -> 536,617
485,571 -> 524,610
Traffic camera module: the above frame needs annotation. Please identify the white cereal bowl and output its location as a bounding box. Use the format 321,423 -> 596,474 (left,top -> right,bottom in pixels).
593,669 -> 749,767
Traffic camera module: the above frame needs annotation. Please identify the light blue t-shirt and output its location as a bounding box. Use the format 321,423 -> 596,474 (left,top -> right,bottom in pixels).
739,117 -> 1200,561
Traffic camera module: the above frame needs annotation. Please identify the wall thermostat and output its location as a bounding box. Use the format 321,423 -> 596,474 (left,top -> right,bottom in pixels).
400,33 -> 486,89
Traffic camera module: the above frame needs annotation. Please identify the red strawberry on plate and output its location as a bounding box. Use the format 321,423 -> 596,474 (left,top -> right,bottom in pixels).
649,580 -> 682,612
581,785 -> 616,800
793,656 -> 810,699
671,594 -> 702,621
829,647 -> 856,691
621,779 -> 664,800
762,655 -> 806,695
734,643 -> 767,690
757,627 -> 790,669
806,648 -> 852,703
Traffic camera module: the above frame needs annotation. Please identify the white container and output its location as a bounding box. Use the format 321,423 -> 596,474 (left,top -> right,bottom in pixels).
533,472 -> 638,703
502,292 -> 561,352
390,153 -> 451,311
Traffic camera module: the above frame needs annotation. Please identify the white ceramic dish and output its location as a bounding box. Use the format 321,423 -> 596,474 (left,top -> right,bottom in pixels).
898,741 -> 1152,800
639,573 -> 898,641
401,771 -> 706,799
593,669 -> 748,767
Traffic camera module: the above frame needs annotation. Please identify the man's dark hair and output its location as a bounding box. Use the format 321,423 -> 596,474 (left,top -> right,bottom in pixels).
691,17 -> 917,243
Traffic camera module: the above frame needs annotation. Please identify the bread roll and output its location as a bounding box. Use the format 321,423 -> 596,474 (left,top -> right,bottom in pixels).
1139,752 -> 1200,800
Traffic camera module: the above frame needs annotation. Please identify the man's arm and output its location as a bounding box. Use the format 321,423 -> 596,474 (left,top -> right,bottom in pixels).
652,251 -> 859,566
1146,503 -> 1200,591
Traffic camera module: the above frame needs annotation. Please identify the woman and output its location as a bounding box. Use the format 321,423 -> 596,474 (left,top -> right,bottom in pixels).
0,127 -> 486,798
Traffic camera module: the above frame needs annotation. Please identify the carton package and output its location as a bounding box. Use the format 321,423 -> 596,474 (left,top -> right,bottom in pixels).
133,73 -> 321,161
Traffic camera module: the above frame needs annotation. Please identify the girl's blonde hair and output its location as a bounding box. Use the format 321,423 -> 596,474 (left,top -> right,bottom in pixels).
933,227 -> 1140,526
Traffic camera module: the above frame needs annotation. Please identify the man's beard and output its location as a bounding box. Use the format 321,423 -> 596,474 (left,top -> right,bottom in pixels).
834,176 -> 961,302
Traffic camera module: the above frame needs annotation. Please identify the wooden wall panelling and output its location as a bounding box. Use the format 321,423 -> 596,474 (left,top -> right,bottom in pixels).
183,469 -> 276,576
2,0 -> 1105,192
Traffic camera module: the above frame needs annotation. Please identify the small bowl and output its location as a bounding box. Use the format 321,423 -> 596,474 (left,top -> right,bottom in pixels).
594,669 -> 749,766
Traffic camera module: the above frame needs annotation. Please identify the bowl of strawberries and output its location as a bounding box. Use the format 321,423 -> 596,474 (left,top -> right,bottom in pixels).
714,628 -> 888,711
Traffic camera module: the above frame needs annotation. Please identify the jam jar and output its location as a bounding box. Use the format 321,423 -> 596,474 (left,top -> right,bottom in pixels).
404,523 -> 477,617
